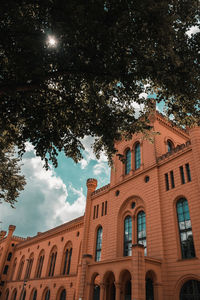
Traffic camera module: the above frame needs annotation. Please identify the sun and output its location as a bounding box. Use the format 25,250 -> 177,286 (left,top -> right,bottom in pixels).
47,35 -> 57,47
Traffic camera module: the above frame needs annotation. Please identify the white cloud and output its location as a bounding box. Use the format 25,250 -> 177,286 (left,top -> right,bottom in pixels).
79,136 -> 108,169
186,25 -> 200,37
0,145 -> 86,237
93,161 -> 109,176
131,101 -> 145,118
54,184 -> 86,223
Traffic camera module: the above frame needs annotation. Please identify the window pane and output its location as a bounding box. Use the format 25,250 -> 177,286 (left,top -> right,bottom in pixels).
177,198 -> 195,259
95,227 -> 103,261
135,143 -> 141,170
125,149 -> 131,174
124,216 -> 132,256
137,211 -> 147,255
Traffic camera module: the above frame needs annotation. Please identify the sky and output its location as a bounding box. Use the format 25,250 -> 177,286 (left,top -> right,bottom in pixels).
0,136 -> 110,237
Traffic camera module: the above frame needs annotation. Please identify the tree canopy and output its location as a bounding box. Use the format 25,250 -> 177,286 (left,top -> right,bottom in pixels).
0,0 -> 199,204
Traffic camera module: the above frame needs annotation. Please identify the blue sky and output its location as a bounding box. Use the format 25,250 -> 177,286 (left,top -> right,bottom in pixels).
0,101 -> 165,238
0,136 -> 110,237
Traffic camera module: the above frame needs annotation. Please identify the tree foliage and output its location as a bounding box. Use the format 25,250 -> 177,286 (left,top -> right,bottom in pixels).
0,0 -> 199,204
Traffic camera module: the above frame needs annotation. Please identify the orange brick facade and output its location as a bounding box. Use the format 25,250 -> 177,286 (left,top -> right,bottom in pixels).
0,112 -> 200,300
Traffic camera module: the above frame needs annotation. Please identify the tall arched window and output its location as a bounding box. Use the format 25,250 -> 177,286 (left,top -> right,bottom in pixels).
3,265 -> 9,274
21,290 -> 26,300
180,280 -> 200,299
11,258 -> 17,281
44,289 -> 50,300
60,289 -> 66,300
7,252 -> 12,261
5,289 -> 9,300
177,198 -> 195,259
48,247 -> 57,277
36,251 -> 45,278
24,253 -> 34,279
124,216 -> 132,256
137,211 -> 147,255
12,289 -> 17,300
63,249 -> 68,274
125,149 -> 131,175
95,226 -> 103,262
146,278 -> 154,300
32,289 -> 37,300
62,243 -> 73,275
67,248 -> 72,274
135,143 -> 141,170
17,256 -> 25,280
167,140 -> 173,152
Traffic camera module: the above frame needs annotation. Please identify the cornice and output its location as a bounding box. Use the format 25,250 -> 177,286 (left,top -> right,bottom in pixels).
155,111 -> 189,139
15,216 -> 84,249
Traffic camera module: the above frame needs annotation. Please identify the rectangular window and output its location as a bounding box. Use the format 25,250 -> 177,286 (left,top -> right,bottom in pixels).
101,202 -> 104,216
165,173 -> 169,191
105,201 -> 107,215
96,205 -> 99,218
180,166 -> 185,184
170,170 -> 175,188
93,206 -> 96,219
185,163 -> 191,182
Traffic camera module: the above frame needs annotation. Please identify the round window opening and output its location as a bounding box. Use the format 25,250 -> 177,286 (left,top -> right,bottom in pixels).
144,176 -> 150,183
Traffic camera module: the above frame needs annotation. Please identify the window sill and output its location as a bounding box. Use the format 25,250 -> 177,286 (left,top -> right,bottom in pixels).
177,256 -> 198,262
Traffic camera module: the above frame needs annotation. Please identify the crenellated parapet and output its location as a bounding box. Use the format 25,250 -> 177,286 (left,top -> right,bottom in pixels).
157,141 -> 191,163
86,178 -> 97,192
91,183 -> 110,196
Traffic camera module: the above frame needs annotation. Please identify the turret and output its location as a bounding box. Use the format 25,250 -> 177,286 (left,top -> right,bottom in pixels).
0,225 -> 16,290
78,179 -> 97,300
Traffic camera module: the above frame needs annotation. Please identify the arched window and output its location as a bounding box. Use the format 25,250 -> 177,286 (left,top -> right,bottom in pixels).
32,289 -> 37,300
146,278 -> 154,300
60,289 -> 66,300
17,256 -> 25,280
11,258 -> 17,281
48,247 -> 57,277
3,265 -> 9,274
24,254 -> 34,279
95,226 -> 103,262
36,251 -> 45,278
63,249 -> 68,274
5,289 -> 9,300
135,143 -> 141,170
124,216 -> 132,256
21,290 -> 26,300
62,244 -> 73,275
180,280 -> 200,299
44,289 -> 50,300
167,140 -> 173,152
67,248 -> 72,274
137,211 -> 147,255
7,252 -> 12,261
12,289 -> 17,300
177,198 -> 195,259
125,149 -> 131,175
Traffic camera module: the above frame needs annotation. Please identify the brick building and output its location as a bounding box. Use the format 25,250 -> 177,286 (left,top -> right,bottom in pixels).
0,111 -> 200,300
